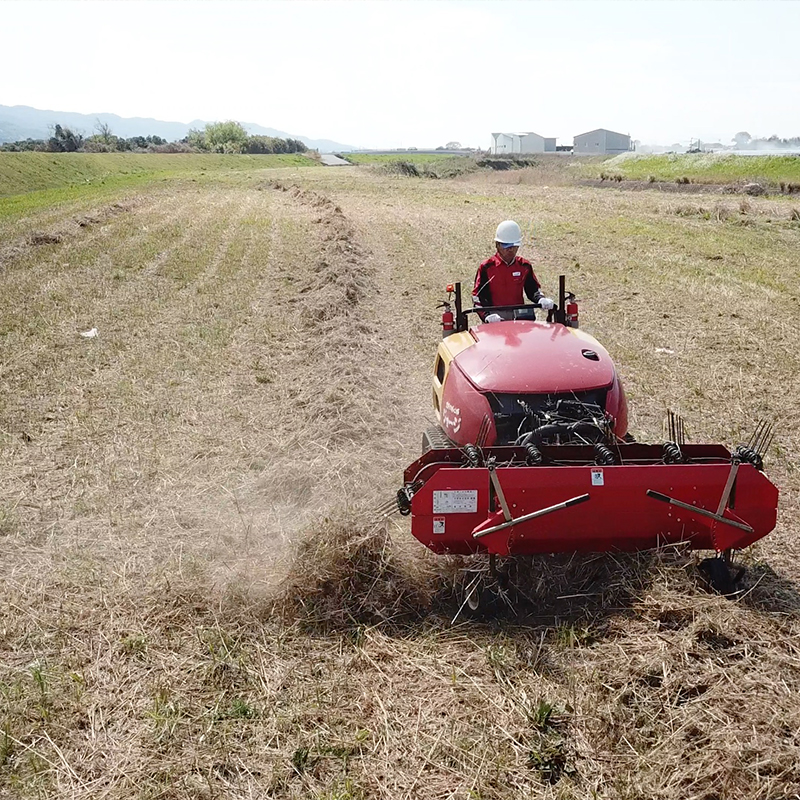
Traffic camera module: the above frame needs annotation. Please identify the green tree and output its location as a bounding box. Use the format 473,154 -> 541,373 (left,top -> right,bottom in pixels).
204,121 -> 249,153
186,128 -> 207,150
732,131 -> 752,148
94,120 -> 116,145
47,124 -> 83,152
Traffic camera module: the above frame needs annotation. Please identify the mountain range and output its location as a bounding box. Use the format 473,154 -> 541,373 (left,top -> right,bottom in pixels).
0,105 -> 356,152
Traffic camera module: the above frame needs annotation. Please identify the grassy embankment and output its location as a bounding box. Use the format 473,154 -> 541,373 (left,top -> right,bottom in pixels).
1,160 -> 800,798
0,152 -> 317,217
582,153 -> 800,186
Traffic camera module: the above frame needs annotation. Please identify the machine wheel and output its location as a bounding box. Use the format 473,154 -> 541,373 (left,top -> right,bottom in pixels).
455,572 -> 486,620
466,584 -> 482,613
699,556 -> 741,597
454,558 -> 517,621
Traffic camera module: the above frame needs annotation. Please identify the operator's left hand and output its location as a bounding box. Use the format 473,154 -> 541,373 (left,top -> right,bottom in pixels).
537,297 -> 555,310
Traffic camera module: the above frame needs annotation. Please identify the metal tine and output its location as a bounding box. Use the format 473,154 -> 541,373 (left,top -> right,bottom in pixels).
763,428 -> 776,458
760,421 -> 774,453
666,409 -> 686,445
745,420 -> 760,449
747,419 -> 768,451
374,499 -> 398,518
755,420 -> 774,456
751,420 -> 767,452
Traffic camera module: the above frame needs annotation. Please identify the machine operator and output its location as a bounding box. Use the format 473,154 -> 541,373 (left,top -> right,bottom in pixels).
472,220 -> 554,322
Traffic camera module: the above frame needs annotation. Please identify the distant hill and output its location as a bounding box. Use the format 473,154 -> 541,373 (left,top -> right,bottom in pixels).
0,105 -> 356,152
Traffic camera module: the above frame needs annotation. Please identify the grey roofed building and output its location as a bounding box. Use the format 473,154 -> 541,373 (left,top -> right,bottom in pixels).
573,129 -> 631,155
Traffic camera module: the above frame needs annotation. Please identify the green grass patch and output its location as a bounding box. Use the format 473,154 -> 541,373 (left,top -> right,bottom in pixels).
0,152 -> 317,198
584,153 -> 800,185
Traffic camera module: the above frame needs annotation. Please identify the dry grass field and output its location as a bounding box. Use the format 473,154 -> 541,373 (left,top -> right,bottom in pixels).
2,159 -> 800,799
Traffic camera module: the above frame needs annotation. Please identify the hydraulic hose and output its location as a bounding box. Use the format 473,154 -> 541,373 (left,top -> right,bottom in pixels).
518,421 -> 606,447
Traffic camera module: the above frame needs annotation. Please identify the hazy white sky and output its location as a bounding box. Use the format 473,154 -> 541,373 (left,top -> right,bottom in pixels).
2,0 -> 798,149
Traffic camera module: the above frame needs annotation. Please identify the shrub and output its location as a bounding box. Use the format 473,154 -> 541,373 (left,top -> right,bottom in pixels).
204,120 -> 249,153
149,141 -> 194,153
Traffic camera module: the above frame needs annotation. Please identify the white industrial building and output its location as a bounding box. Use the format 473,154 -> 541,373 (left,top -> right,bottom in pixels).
490,132 -> 556,154
573,129 -> 632,155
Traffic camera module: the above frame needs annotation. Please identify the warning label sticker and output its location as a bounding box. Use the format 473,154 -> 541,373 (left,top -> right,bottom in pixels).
433,517 -> 446,534
591,469 -> 604,486
432,490 -> 478,514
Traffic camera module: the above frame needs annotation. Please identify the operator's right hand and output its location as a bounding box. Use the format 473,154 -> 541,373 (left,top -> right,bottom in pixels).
537,297 -> 555,310
485,314 -> 503,323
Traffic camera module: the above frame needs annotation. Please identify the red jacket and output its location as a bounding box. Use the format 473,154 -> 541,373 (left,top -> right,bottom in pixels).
472,253 -> 542,312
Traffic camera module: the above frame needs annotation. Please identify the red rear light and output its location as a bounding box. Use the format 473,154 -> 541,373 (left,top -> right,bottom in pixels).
446,283 -> 454,293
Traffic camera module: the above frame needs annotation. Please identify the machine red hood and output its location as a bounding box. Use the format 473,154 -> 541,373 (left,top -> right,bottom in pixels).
454,321 -> 616,394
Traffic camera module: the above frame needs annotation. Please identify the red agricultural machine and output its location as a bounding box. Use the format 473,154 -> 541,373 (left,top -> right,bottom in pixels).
393,277 -> 779,605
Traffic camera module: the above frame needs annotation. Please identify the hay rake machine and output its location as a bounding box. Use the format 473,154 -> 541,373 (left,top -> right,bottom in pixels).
384,277 -> 779,610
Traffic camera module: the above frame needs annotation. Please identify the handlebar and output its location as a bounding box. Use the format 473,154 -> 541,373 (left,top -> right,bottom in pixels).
463,303 -> 559,326
463,303 -> 557,316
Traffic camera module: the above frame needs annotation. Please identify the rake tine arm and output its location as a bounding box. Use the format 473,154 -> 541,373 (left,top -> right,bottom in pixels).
645,490 -> 753,533
473,493 -> 591,539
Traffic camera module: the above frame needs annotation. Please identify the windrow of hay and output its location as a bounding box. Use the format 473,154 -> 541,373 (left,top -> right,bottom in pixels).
374,158 -> 480,180
258,180 -> 402,452
269,181 -> 372,326
0,201 -> 134,270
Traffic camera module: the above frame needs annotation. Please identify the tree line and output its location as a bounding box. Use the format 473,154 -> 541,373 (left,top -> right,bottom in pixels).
733,131 -> 800,150
1,120 -> 308,154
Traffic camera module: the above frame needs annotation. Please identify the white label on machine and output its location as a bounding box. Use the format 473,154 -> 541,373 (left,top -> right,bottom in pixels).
591,469 -> 604,486
433,517 -> 446,534
432,490 -> 478,513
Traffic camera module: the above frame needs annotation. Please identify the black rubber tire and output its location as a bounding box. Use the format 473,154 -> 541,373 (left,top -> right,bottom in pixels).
699,557 -> 739,597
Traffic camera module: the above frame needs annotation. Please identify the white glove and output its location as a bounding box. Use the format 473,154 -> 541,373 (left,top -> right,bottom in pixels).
485,314 -> 503,323
537,297 -> 555,310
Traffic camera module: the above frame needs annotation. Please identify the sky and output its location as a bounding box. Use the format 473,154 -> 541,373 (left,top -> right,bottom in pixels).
1,0 -> 799,149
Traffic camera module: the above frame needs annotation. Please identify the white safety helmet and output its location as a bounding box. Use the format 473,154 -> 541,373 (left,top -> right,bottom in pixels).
494,220 -> 522,247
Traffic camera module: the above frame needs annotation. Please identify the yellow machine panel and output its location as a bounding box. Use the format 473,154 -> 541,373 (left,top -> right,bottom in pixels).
432,331 -> 476,423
